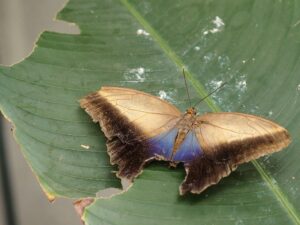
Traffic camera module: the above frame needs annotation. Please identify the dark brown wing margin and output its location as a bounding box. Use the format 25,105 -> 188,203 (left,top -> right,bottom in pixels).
80,92 -> 152,182
180,118 -> 291,195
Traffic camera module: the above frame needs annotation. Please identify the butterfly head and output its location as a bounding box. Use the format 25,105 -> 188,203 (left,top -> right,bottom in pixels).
186,107 -> 197,115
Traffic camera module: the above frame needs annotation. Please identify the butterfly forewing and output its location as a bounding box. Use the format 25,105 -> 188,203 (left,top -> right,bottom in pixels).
195,112 -> 291,164
99,87 -> 181,137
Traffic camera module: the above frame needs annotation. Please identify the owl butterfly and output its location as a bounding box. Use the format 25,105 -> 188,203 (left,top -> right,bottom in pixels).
80,86 -> 291,195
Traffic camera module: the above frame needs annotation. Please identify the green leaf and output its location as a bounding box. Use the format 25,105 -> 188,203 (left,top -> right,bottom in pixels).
1,0 -> 300,224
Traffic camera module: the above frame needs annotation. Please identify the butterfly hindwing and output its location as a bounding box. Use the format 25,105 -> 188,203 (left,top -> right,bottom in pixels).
148,128 -> 178,160
148,130 -> 203,162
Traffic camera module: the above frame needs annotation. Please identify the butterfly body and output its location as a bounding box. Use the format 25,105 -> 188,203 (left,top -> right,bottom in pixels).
80,86 -> 291,195
148,108 -> 202,165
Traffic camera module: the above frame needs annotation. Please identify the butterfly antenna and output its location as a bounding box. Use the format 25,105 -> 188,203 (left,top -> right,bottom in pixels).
182,68 -> 192,107
193,82 -> 227,107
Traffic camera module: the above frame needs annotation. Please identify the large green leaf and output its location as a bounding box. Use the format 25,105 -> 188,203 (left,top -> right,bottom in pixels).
1,0 -> 300,224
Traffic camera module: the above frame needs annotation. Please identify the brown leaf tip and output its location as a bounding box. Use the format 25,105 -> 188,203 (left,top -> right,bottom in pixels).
74,198 -> 94,223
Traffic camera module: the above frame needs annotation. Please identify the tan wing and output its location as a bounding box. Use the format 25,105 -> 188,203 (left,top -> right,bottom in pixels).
180,112 -> 291,195
196,112 -> 291,164
97,86 -> 181,136
80,86 -> 181,182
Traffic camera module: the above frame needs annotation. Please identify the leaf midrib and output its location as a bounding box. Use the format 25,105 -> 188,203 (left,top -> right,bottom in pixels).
119,0 -> 300,224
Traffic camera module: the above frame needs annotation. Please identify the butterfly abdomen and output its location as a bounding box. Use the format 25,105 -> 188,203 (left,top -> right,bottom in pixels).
148,112 -> 203,163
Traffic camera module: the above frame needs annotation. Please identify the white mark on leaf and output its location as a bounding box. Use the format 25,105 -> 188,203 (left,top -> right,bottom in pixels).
218,55 -> 231,69
292,20 -> 300,27
206,80 -> 225,105
250,105 -> 260,113
137,29 -> 150,36
236,79 -> 247,92
203,16 -> 225,35
81,144 -> 90,149
194,46 -> 200,51
124,67 -> 149,83
271,178 -> 278,185
290,186 -> 299,196
158,90 -> 167,99
297,84 -> 300,91
210,28 -> 220,34
203,55 -> 211,63
207,80 -> 223,99
235,219 -> 244,225
135,67 -> 145,75
203,52 -> 216,63
158,90 -> 176,103
213,16 -> 225,28
209,80 -> 223,89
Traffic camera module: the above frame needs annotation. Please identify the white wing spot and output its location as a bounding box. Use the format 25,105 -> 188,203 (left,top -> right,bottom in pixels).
194,46 -> 200,51
297,84 -> 300,91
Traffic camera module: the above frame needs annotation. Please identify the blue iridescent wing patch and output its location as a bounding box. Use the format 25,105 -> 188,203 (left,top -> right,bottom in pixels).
148,128 -> 178,160
148,129 -> 203,162
173,131 -> 203,162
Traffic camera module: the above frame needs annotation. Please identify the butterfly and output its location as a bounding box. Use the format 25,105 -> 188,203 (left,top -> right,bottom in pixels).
80,86 -> 291,195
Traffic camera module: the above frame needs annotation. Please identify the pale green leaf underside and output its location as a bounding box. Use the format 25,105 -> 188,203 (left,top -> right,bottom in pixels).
0,0 -> 300,224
